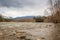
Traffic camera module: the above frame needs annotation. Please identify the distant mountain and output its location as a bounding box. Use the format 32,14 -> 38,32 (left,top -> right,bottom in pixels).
12,18 -> 35,22
12,16 -> 35,20
11,16 -> 35,22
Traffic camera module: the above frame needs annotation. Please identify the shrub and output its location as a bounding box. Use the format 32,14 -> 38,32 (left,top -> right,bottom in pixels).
33,16 -> 45,22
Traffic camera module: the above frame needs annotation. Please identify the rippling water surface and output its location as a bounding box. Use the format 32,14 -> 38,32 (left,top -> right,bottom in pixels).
0,22 -> 60,40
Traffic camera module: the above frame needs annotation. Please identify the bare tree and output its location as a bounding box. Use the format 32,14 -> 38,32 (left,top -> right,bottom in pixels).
47,0 -> 60,23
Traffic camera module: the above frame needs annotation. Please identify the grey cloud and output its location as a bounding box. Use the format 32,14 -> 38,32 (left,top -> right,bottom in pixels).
0,0 -> 22,7
0,0 -> 48,8
0,0 -> 35,8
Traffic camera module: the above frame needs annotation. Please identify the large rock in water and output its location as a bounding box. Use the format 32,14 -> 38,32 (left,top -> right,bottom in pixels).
0,22 -> 60,40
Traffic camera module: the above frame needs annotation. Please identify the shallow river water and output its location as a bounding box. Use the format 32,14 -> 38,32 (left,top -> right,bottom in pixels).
0,22 -> 60,40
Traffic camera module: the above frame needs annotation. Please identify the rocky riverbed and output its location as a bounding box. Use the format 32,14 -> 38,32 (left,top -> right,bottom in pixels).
0,22 -> 60,40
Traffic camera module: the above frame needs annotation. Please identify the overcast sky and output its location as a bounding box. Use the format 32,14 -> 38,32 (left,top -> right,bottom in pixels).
0,0 -> 50,18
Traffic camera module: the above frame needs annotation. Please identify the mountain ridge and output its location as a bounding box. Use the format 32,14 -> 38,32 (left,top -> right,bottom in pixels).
12,16 -> 35,20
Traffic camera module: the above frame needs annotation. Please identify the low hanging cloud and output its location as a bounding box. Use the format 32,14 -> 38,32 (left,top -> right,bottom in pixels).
0,0 -> 49,18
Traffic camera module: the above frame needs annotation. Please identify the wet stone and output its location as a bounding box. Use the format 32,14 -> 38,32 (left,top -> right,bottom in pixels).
41,37 -> 45,39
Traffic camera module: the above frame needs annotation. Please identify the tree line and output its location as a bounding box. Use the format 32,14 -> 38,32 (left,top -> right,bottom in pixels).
0,14 -> 11,22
